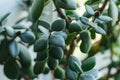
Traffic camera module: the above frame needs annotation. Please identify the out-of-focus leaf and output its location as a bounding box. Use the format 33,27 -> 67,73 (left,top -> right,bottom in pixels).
85,5 -> 95,16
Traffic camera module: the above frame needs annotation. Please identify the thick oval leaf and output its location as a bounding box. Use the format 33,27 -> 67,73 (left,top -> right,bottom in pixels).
19,31 -> 35,43
109,0 -> 118,26
34,36 -> 48,52
0,27 -> 4,33
80,17 -> 89,25
54,66 -> 65,79
73,62 -> 83,73
18,43 -> 31,68
85,5 -> 95,16
86,22 -> 106,35
34,60 -> 46,74
23,65 -> 36,78
4,26 -> 15,37
81,56 -> 96,71
80,74 -> 96,80
47,57 -> 58,70
84,69 -> 99,78
68,55 -> 81,72
51,19 -> 66,31
30,0 -> 45,22
12,24 -> 28,29
4,59 -> 20,79
43,67 -> 49,74
9,40 -> 19,58
0,39 -> 10,64
69,21 -> 82,33
49,46 -> 63,59
98,16 -> 112,22
65,66 -> 77,80
0,12 -> 10,23
37,20 -> 51,30
55,0 -> 77,10
52,31 -> 67,40
37,50 -> 48,61
80,30 -> 92,53
49,34 -> 65,48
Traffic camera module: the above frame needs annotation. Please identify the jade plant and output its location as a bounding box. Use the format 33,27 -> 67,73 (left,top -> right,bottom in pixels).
0,0 -> 120,80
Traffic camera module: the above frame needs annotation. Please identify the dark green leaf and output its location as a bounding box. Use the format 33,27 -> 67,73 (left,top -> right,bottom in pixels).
0,39 -> 10,64
37,20 -> 50,30
30,0 -> 45,22
73,61 -> 83,73
55,0 -> 77,10
37,50 -> 48,61
4,59 -> 19,79
51,19 -> 66,31
47,57 -> 58,70
81,56 -> 96,71
43,67 -> 49,74
69,21 -> 82,33
19,31 -> 35,43
85,5 -> 95,16
4,26 -> 15,37
80,30 -> 92,53
9,40 -> 19,58
65,66 -> 77,80
34,60 -> 46,74
54,66 -> 65,79
34,36 -> 48,52
49,34 -> 65,48
98,16 -> 112,22
66,32 -> 77,45
49,46 -> 63,59
80,74 -> 96,80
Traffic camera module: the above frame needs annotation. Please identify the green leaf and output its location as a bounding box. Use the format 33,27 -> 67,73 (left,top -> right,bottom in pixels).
69,21 -> 82,33
36,50 -> 48,61
68,55 -> 81,72
49,46 -> 63,59
109,0 -> 118,26
54,66 -> 65,79
34,36 -> 48,52
85,5 -> 95,16
98,16 -> 112,22
49,34 -> 65,48
30,0 -> 45,22
0,39 -> 10,64
73,62 -> 83,73
84,69 -> 98,78
80,17 -> 89,25
4,59 -> 20,79
86,22 -> 106,35
9,40 -> 19,58
55,0 -> 77,10
4,26 -> 15,37
47,57 -> 58,70
34,60 -> 46,74
19,31 -> 35,43
52,31 -> 67,40
66,32 -> 77,45
12,24 -> 28,29
81,56 -> 96,71
65,66 -> 77,80
51,19 -> 66,31
80,30 -> 92,53
43,67 -> 49,74
18,43 -> 31,68
37,20 -> 50,30
80,74 -> 96,80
